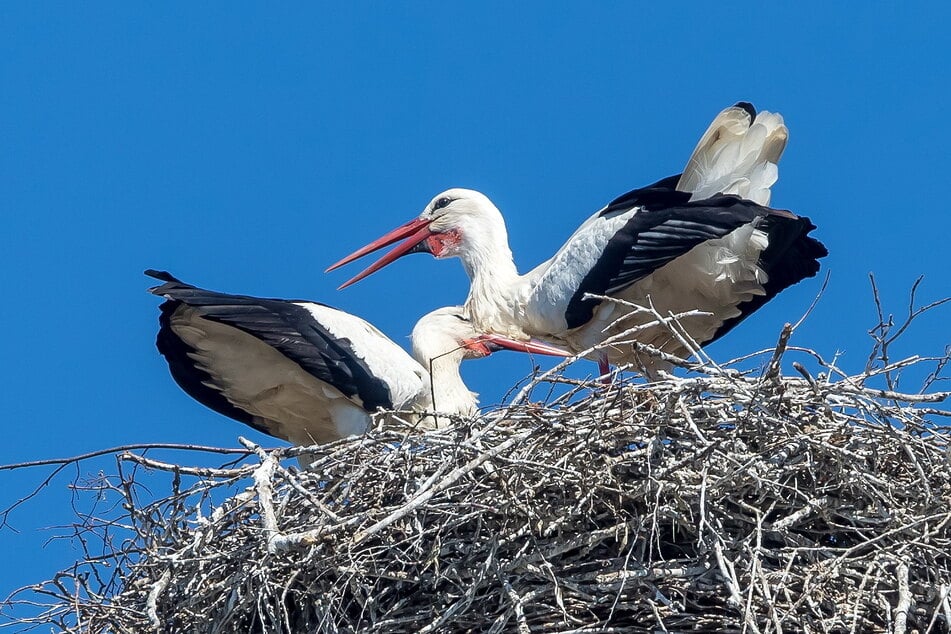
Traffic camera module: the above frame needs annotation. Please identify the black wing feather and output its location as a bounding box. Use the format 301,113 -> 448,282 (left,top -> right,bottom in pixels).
599,174 -> 684,218
147,271 -> 394,426
567,167 -> 827,337
707,217 -> 828,343
153,295 -> 268,435
566,192 -> 780,328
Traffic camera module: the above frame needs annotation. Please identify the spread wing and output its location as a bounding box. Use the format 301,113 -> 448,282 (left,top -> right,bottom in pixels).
148,270 -> 400,413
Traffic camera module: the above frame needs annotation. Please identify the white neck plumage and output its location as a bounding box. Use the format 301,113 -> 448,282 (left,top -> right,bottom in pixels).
411,326 -> 479,427
424,354 -> 478,422
457,212 -> 528,339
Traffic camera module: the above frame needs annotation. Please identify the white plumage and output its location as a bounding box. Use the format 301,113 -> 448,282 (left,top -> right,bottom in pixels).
678,104 -> 788,204
328,103 -> 826,376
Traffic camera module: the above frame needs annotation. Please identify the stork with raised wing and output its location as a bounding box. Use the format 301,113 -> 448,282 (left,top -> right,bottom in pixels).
327,103 -> 827,376
148,270 -> 564,454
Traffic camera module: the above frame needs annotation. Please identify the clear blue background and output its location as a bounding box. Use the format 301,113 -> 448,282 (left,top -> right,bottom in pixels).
2,3 -> 949,623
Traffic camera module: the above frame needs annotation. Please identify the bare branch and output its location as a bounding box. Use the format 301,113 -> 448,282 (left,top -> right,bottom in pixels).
0,442 -> 260,472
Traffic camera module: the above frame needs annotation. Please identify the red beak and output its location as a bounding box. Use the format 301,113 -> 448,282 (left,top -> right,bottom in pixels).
326,217 -> 434,289
465,334 -> 569,357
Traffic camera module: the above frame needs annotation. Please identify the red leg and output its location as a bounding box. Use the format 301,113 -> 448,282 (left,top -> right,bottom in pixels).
598,354 -> 612,384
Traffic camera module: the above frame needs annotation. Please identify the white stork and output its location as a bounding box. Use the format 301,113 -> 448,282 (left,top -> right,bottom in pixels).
327,103 -> 828,376
148,270 -> 564,453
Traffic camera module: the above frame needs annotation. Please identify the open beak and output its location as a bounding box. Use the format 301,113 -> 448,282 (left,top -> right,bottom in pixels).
464,334 -> 569,358
326,217 -> 434,289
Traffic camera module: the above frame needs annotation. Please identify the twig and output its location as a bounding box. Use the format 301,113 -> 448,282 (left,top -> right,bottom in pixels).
145,568 -> 171,632
0,443 -> 258,471
893,561 -> 912,634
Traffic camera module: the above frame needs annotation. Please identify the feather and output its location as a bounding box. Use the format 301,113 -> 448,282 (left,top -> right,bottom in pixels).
677,103 -> 789,205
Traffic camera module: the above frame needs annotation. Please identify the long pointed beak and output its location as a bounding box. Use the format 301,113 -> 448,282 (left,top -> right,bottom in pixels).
469,334 -> 569,357
326,217 -> 434,289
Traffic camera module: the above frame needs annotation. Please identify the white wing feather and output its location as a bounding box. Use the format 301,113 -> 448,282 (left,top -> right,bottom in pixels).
677,105 -> 788,205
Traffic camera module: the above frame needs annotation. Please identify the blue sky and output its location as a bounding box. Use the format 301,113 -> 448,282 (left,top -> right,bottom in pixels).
2,3 -> 950,622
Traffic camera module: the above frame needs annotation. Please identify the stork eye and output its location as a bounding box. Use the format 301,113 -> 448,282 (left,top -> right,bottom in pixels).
433,196 -> 453,211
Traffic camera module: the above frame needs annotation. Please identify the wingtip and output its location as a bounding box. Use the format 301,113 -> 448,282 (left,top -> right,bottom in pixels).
733,101 -> 757,120
145,269 -> 180,283
145,269 -> 191,296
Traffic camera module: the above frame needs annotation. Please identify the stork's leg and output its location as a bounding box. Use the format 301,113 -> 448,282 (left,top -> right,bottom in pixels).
598,354 -> 612,385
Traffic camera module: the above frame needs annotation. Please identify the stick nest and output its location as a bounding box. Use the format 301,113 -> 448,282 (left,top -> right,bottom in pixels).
8,343 -> 951,633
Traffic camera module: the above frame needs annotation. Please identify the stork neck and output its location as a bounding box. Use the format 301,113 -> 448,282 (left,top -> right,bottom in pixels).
425,355 -> 478,419
458,236 -> 525,335
459,239 -> 518,284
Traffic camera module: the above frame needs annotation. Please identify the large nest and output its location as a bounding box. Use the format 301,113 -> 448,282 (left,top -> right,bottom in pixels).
6,319 -> 951,632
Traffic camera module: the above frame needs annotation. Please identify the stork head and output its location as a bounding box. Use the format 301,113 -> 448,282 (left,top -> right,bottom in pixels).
416,189 -> 505,259
410,306 -> 565,421
412,306 -> 566,368
326,189 -> 508,289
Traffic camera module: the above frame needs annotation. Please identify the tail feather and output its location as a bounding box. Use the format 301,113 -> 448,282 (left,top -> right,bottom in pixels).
677,103 -> 788,206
